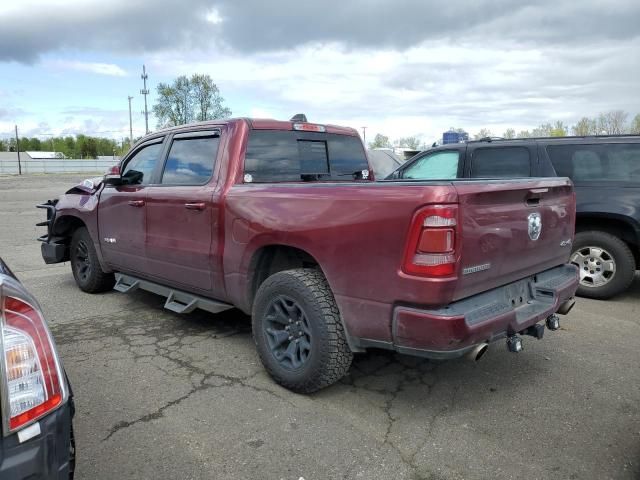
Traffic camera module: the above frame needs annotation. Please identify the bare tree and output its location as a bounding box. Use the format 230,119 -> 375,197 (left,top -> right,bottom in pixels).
503,128 -> 516,139
473,128 -> 493,140
572,117 -> 598,136
629,114 -> 640,135
597,110 -> 628,135
517,130 -> 531,138
369,133 -> 392,149
532,123 -> 553,137
396,136 -> 421,149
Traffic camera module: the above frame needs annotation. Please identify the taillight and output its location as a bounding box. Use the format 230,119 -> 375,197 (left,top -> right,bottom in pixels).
402,205 -> 458,277
1,284 -> 67,434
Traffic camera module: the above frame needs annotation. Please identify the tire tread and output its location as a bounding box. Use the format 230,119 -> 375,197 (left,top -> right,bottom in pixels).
252,268 -> 353,393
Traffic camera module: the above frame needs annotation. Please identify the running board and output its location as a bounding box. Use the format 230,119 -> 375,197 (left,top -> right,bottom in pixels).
114,273 -> 233,315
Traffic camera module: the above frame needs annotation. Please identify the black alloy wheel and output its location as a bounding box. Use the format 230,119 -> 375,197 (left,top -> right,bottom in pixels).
73,240 -> 92,284
263,295 -> 313,370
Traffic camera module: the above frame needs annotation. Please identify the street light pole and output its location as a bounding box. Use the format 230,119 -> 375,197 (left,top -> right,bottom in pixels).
14,125 -> 21,175
128,95 -> 134,146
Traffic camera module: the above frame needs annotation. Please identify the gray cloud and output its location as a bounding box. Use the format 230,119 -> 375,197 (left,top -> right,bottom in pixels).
1,0 -> 639,62
0,0 -> 214,63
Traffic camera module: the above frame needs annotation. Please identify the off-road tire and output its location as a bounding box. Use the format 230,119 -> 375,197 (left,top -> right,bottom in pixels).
70,227 -> 115,293
252,269 -> 353,393
572,230 -> 636,299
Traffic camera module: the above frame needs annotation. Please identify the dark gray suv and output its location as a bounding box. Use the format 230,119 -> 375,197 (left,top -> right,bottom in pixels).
388,135 -> 640,299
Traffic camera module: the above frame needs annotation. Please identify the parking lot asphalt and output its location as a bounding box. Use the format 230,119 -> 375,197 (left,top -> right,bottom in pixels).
1,173 -> 639,480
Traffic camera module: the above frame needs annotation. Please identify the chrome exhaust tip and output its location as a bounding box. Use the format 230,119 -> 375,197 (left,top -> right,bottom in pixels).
557,298 -> 575,315
466,342 -> 489,362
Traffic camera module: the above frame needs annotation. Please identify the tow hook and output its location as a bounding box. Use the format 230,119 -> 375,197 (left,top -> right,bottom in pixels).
506,335 -> 523,353
546,314 -> 560,331
523,324 -> 545,340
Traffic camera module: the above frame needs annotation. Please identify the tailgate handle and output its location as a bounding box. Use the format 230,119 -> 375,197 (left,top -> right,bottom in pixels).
526,187 -> 547,206
185,202 -> 206,211
127,200 -> 145,207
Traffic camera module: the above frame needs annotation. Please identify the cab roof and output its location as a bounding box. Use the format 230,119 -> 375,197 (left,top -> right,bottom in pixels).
151,118 -> 359,137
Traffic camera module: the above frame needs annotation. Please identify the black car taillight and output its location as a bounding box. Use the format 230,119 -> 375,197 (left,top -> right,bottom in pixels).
0,280 -> 67,434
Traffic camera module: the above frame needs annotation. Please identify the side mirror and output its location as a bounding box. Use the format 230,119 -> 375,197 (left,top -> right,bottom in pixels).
103,165 -> 122,185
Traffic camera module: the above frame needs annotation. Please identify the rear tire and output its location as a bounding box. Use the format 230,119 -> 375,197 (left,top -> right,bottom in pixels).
252,269 -> 353,393
70,227 -> 115,293
570,230 -> 635,299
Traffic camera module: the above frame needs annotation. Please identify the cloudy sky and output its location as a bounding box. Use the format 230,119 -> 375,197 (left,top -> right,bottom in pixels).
1,0 -> 639,145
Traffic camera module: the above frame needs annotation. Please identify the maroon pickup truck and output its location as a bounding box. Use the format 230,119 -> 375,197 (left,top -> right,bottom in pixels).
37,117 -> 578,392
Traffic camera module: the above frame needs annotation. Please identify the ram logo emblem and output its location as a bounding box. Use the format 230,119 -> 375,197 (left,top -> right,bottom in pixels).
528,213 -> 542,241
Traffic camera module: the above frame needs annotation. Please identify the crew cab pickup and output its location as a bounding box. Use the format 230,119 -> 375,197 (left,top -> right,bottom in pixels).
37,118 -> 579,392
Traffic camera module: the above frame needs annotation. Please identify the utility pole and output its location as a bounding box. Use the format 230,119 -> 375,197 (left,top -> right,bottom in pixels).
361,126 -> 367,145
128,95 -> 134,146
14,125 -> 21,175
140,65 -> 149,134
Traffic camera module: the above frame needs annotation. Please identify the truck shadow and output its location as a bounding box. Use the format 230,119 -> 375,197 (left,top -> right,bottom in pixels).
121,288 -> 548,410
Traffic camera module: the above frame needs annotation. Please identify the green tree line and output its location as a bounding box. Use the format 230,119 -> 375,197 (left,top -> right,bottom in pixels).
0,135 -> 134,158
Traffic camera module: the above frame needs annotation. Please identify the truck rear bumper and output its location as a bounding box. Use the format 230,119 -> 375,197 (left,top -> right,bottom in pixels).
390,264 -> 579,359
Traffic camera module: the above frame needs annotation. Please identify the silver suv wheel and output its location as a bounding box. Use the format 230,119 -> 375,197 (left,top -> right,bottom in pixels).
571,246 -> 616,288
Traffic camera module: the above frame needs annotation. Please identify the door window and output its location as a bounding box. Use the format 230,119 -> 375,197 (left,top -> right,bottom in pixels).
161,136 -> 220,185
401,151 -> 459,179
470,147 -> 531,177
121,143 -> 163,184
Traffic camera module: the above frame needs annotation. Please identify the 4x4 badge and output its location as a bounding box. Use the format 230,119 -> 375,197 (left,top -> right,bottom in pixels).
528,213 -> 542,241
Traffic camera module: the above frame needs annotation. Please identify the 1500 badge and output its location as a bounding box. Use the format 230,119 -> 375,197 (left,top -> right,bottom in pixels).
560,239 -> 572,247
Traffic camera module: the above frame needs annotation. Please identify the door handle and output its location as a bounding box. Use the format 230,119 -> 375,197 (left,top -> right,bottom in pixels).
128,200 -> 145,207
184,202 -> 206,211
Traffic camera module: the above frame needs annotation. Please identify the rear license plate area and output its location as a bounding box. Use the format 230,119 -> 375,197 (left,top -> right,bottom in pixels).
504,279 -> 532,308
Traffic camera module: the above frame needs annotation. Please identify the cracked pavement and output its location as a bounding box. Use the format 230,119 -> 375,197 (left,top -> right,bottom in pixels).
1,174 -> 639,480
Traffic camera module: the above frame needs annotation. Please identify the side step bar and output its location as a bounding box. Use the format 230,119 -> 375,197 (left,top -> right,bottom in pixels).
114,273 -> 233,315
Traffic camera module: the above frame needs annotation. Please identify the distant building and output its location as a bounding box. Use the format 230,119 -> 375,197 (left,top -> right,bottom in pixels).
25,151 -> 64,159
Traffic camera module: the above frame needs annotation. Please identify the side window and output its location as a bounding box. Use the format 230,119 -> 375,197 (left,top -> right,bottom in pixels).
470,147 -> 531,178
401,151 -> 459,179
121,142 -> 163,184
161,136 -> 220,185
548,144 -> 640,182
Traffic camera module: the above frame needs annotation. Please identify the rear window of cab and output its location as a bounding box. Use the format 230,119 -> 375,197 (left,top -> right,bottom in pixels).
243,130 -> 370,182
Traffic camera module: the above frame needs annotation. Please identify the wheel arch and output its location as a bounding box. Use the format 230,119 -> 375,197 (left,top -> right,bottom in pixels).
53,214 -> 87,238
246,245 -> 323,310
53,213 -> 112,273
244,244 -> 361,352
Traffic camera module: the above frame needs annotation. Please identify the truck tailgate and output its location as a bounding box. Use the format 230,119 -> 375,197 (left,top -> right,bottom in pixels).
453,178 -> 575,301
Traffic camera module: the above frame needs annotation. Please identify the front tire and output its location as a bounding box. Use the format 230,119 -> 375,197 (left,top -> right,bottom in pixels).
570,230 -> 636,299
70,227 -> 115,293
252,269 -> 353,393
